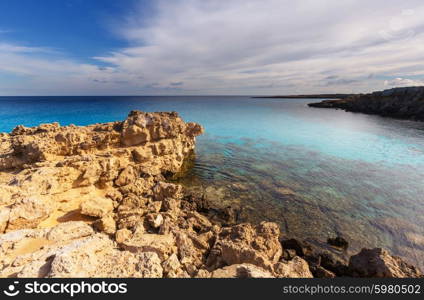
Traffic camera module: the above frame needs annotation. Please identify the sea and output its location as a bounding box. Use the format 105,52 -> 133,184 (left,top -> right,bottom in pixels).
1,95 -> 424,268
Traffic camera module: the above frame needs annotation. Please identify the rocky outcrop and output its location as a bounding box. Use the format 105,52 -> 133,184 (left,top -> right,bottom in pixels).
0,111 -> 421,278
348,248 -> 423,278
308,86 -> 424,121
0,110 -> 203,232
206,222 -> 282,272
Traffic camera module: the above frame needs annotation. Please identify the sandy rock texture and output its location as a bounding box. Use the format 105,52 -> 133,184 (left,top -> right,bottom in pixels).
0,111 -> 421,278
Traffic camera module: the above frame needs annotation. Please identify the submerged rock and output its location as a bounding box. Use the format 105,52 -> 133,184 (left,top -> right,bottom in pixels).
327,236 -> 349,250
281,238 -> 314,257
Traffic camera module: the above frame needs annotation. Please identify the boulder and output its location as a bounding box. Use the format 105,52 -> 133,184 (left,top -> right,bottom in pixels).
115,166 -> 137,187
132,252 -> 163,278
100,251 -> 163,278
174,231 -> 212,273
327,236 -> 349,250
207,222 -> 282,271
274,256 -> 313,278
311,265 -> 336,278
93,215 -> 116,235
281,238 -> 313,257
48,234 -> 115,277
162,253 -> 185,278
46,221 -> 94,241
348,248 -> 423,278
146,213 -> 164,229
80,197 -> 113,218
153,182 -> 183,202
119,232 -> 176,260
319,252 -> 349,276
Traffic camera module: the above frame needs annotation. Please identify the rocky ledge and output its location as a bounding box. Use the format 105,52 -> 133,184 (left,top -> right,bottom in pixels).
0,111 -> 422,278
308,86 -> 424,121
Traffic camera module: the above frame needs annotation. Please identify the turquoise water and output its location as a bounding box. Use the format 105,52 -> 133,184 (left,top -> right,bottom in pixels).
1,96 -> 424,267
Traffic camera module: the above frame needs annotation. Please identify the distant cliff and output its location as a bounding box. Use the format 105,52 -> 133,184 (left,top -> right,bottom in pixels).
308,86 -> 424,121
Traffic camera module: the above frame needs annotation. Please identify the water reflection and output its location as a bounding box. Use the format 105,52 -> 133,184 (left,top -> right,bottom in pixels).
178,136 -> 424,269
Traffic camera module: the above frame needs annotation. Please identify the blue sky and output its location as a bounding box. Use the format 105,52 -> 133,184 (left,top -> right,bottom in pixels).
0,0 -> 140,64
1,0 -> 424,95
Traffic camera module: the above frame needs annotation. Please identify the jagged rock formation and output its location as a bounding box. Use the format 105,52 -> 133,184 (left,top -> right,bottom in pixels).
308,86 -> 424,121
0,111 -> 421,278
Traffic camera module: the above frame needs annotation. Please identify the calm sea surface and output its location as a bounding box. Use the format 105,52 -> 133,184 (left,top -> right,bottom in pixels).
1,96 -> 424,267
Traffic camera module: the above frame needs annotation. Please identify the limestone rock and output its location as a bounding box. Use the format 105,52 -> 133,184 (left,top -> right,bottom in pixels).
146,213 -> 164,229
48,234 -> 114,277
133,252 -> 163,278
207,222 -> 282,271
80,197 -> 113,218
115,166 -> 137,187
46,221 -> 94,241
0,207 -> 10,233
94,215 -> 116,235
174,231 -> 212,273
1,110 -> 422,279
7,197 -> 53,231
153,182 -> 183,202
211,264 -> 274,278
162,253 -> 184,278
274,256 -> 313,278
115,228 -> 132,244
100,251 -> 163,278
185,122 -> 204,137
119,232 -> 176,260
311,266 -> 336,278
11,245 -> 61,278
348,248 -> 422,278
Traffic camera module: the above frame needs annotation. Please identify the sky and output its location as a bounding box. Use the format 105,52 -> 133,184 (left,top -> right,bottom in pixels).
0,0 -> 424,96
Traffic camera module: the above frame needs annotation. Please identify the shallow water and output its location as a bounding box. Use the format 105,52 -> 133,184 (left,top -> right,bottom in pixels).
1,96 -> 424,268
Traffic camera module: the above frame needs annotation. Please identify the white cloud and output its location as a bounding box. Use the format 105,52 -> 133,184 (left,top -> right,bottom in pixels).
384,77 -> 424,87
95,0 -> 424,94
1,0 -> 424,95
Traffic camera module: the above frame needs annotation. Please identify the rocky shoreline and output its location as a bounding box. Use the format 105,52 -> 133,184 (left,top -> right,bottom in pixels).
0,111 -> 422,278
308,86 -> 424,121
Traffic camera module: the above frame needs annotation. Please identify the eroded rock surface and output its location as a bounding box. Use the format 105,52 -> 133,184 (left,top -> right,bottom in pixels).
348,248 -> 423,278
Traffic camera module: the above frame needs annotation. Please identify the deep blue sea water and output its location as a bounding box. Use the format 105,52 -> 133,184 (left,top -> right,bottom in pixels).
1,96 -> 424,267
